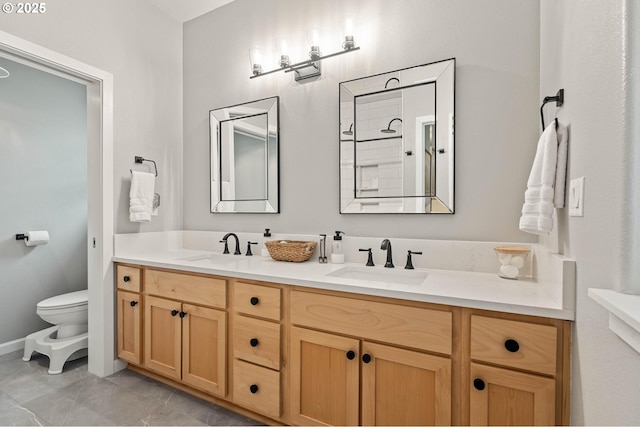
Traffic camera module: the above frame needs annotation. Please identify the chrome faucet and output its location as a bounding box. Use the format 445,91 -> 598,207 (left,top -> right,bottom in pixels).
220,232 -> 241,255
381,239 -> 394,268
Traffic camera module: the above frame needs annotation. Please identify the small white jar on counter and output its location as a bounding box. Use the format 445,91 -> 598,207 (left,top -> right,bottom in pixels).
494,246 -> 530,279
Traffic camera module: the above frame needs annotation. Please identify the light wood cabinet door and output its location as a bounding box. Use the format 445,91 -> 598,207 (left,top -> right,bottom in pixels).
361,342 -> 451,426
116,291 -> 142,365
144,295 -> 182,380
469,363 -> 555,426
290,327 -> 360,426
182,303 -> 227,397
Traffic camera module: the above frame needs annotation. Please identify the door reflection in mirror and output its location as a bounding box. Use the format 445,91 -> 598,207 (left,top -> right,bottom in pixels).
210,97 -> 279,213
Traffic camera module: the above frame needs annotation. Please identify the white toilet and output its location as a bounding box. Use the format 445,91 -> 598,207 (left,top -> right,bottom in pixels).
23,289 -> 89,374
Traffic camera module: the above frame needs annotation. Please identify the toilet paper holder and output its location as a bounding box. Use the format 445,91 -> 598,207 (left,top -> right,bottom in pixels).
16,233 -> 28,241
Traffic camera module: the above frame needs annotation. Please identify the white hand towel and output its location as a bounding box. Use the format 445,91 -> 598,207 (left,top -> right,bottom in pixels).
519,121 -> 563,235
554,123 -> 568,207
129,171 -> 155,222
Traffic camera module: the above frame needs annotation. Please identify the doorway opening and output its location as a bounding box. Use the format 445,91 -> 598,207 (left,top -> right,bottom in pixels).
0,30 -> 117,377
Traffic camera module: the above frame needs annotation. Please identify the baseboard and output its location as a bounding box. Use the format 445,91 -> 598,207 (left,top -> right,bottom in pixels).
0,338 -> 25,356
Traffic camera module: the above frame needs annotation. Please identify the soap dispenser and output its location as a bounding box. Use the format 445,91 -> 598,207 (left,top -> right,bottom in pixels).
261,228 -> 272,257
331,231 -> 345,264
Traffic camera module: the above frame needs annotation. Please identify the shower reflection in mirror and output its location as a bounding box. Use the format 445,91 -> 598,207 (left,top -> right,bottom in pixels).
339,59 -> 455,214
209,96 -> 279,213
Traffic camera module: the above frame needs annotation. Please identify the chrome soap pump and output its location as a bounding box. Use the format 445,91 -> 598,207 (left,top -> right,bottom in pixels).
331,231 -> 345,264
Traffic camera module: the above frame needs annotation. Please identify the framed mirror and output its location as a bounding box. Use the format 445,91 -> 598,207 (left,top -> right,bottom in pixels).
210,96 -> 279,213
339,58 -> 455,213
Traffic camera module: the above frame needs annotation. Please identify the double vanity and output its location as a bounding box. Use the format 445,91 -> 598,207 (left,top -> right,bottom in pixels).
113,231 -> 575,426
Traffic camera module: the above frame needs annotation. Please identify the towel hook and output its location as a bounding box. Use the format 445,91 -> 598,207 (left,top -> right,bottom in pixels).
130,156 -> 158,177
540,89 -> 564,130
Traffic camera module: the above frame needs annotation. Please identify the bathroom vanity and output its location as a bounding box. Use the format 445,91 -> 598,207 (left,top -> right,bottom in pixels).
113,234 -> 573,426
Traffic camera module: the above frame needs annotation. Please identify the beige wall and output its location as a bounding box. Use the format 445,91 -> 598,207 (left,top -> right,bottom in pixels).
0,0 -> 184,234
541,0 -> 640,424
183,0 -> 541,242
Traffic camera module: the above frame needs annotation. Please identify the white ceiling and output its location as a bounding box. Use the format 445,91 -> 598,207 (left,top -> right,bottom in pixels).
146,0 -> 235,23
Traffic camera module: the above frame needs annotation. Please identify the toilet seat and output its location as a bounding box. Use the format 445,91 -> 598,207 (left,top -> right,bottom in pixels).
37,289 -> 87,310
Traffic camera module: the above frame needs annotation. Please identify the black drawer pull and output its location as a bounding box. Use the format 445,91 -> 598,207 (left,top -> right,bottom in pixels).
250,338 -> 259,347
249,384 -> 259,394
473,378 -> 486,391
362,354 -> 372,364
250,296 -> 259,306
171,310 -> 179,316
130,301 -> 138,307
504,339 -> 520,353
346,350 -> 356,360
123,276 -> 130,282
179,311 -> 187,318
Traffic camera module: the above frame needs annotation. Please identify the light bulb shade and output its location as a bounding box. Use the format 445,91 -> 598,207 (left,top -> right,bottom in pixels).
249,47 -> 263,75
275,37 -> 289,56
343,35 -> 355,50
279,55 -> 290,68
343,16 -> 356,49
274,38 -> 290,67
309,45 -> 322,60
308,27 -> 321,46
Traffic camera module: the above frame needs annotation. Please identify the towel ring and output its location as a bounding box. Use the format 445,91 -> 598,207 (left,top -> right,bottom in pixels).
540,89 -> 564,130
130,156 -> 158,177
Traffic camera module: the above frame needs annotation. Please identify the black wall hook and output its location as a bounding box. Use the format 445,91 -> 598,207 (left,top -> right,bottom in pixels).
540,89 -> 564,130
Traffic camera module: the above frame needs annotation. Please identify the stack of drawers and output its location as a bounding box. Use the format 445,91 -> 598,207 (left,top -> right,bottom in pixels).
469,314 -> 559,425
232,281 -> 282,420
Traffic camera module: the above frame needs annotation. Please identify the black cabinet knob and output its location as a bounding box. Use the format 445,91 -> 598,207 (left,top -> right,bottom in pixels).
130,301 -> 138,307
249,384 -> 259,394
504,339 -> 520,353
179,311 -> 187,318
250,297 -> 259,306
362,354 -> 372,364
346,350 -> 356,360
123,276 -> 130,282
171,309 -> 179,316
250,338 -> 259,347
473,378 -> 486,391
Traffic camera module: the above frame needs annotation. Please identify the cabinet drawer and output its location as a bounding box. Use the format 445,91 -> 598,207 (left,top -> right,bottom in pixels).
146,269 -> 226,309
117,265 -> 141,292
233,359 -> 280,419
470,315 -> 558,376
234,282 -> 281,321
290,291 -> 452,355
234,316 -> 281,370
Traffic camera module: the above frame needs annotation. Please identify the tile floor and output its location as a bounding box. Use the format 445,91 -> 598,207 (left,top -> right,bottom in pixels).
0,351 -> 261,426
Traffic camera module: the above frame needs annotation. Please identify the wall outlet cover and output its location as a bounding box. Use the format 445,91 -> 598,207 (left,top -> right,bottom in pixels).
569,176 -> 585,217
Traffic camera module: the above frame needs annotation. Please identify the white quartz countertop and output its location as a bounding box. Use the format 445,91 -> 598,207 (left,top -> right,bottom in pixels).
113,248 -> 575,320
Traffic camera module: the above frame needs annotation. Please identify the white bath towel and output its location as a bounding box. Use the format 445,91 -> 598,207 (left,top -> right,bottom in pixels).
519,121 -> 567,234
129,171 -> 155,222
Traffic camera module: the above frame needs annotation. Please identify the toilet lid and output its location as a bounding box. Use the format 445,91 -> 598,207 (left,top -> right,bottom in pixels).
37,289 -> 88,310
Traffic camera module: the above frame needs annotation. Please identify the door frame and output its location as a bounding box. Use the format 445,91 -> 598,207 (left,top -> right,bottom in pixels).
0,30 -> 119,377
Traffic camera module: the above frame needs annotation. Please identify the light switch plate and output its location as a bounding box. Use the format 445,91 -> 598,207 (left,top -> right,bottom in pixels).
569,177 -> 585,217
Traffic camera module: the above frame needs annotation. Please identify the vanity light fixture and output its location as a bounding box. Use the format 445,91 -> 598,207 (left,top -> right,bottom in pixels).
381,118 -> 403,133
249,19 -> 360,82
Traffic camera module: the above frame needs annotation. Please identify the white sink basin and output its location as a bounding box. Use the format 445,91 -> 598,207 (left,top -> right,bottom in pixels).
326,265 -> 429,286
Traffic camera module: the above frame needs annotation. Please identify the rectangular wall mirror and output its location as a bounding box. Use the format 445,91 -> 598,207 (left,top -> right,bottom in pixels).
339,59 -> 455,213
210,96 -> 279,213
